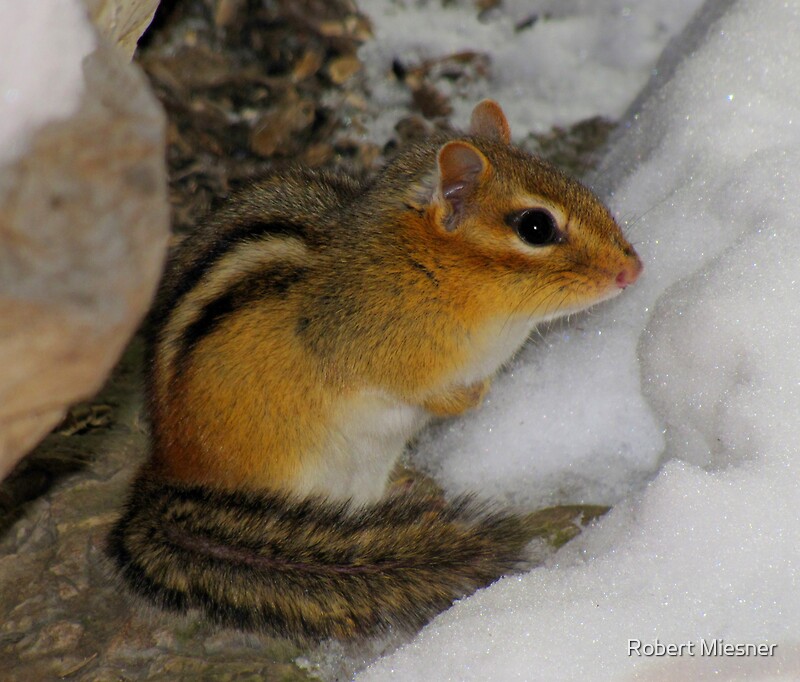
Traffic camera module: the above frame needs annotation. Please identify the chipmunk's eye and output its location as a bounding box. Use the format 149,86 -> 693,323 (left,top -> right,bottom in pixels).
506,209 -> 561,247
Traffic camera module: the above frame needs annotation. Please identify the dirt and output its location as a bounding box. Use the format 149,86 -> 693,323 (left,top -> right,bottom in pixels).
0,1 -> 616,679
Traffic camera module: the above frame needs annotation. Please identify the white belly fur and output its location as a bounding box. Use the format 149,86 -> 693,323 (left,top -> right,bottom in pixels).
454,315 -> 538,386
297,316 -> 540,504
297,388 -> 430,505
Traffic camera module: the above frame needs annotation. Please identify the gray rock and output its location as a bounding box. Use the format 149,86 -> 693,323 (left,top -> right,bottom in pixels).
0,37 -> 169,480
84,0 -> 161,57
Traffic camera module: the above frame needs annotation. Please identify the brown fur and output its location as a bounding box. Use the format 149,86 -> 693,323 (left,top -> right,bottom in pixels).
108,473 -> 536,640
108,101 -> 642,640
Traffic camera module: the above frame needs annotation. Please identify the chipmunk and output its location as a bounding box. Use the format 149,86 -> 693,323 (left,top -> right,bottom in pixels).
107,100 -> 642,641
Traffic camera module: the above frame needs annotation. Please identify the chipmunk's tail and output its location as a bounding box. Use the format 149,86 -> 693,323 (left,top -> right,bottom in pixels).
106,473 -> 552,641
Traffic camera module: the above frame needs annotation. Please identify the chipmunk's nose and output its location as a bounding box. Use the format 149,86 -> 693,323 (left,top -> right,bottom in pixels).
616,255 -> 643,289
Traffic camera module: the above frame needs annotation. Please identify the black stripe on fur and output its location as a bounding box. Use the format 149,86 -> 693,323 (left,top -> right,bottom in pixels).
159,221 -> 308,323
174,264 -> 307,374
106,474 -> 533,641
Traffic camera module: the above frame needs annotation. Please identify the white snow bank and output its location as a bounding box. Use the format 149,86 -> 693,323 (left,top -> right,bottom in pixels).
359,0 -> 800,679
0,1 -> 95,166
357,0 -> 703,143
361,459 -> 800,681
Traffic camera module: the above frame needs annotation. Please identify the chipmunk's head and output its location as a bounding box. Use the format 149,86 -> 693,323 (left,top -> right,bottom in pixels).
425,100 -> 642,322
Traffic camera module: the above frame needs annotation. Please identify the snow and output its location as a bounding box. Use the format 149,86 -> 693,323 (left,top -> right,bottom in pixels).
0,1 -> 95,167
356,0 -> 800,680
357,0 -> 703,143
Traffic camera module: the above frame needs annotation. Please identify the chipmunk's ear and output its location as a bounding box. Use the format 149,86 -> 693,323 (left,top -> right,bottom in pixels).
469,99 -> 511,144
435,140 -> 489,232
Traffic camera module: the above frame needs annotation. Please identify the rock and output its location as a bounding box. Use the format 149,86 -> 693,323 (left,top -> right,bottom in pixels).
303,142 -> 335,167
411,82 -> 452,119
328,54 -> 362,84
18,621 -> 84,659
0,35 -> 169,481
214,0 -> 246,28
83,0 -> 161,57
250,90 -> 317,157
292,48 -> 325,83
317,14 -> 373,42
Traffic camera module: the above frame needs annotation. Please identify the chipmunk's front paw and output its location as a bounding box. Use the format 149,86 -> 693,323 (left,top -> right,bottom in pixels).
423,378 -> 490,417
